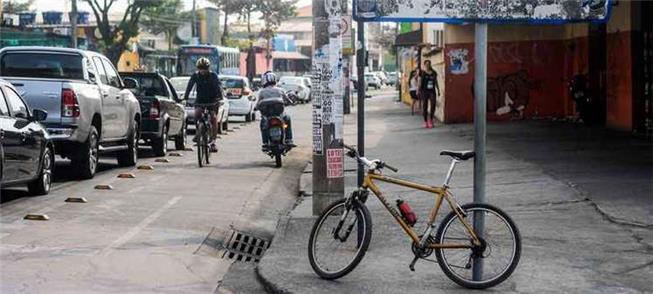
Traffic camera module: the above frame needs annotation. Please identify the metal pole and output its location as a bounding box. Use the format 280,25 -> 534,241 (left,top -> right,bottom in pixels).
70,0 -> 77,48
356,20 -> 365,186
472,22 -> 487,282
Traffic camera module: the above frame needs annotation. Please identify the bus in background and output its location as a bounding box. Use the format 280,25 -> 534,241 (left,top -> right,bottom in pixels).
176,45 -> 240,76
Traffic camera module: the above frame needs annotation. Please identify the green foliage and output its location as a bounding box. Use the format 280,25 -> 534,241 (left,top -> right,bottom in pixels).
85,0 -> 162,64
223,37 -> 253,51
2,0 -> 34,13
141,0 -> 190,51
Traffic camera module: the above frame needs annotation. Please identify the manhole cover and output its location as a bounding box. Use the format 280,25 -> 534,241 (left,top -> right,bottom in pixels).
221,230 -> 270,262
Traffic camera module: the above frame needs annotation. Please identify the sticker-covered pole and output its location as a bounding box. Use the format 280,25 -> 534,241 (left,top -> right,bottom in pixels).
472,22 -> 487,282
356,20 -> 365,186
312,0 -> 345,215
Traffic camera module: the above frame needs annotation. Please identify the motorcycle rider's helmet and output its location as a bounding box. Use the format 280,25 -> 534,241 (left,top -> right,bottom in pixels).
261,71 -> 278,87
196,57 -> 211,70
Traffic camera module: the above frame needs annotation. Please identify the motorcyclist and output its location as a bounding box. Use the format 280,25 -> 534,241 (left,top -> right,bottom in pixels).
183,57 -> 222,153
256,71 -> 296,151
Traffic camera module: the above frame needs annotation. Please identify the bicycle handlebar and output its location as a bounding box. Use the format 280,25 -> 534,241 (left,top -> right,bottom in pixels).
343,144 -> 398,173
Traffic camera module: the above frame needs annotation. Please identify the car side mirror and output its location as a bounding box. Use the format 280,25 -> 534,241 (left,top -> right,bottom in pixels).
123,78 -> 139,89
88,72 -> 97,83
31,109 -> 48,122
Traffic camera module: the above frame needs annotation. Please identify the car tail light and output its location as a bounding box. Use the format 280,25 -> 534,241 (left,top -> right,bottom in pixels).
242,88 -> 251,95
150,100 -> 160,119
61,88 -> 80,117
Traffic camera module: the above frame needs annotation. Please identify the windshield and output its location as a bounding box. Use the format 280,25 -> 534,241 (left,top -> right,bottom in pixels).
220,78 -> 244,88
279,77 -> 303,85
177,53 -> 219,76
0,52 -> 84,79
170,77 -> 190,92
122,75 -> 168,97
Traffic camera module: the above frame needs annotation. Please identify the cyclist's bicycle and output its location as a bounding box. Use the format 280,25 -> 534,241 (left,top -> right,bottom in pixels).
195,103 -> 217,167
308,145 -> 521,289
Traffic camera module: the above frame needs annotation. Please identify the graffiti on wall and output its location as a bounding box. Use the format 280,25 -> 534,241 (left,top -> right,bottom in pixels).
447,48 -> 470,75
487,70 -> 531,118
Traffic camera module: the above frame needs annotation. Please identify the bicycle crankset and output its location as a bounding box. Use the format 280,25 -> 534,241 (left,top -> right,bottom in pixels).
411,234 -> 435,258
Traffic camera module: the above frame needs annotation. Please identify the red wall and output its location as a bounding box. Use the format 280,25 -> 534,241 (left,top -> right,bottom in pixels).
606,31 -> 633,131
444,39 -> 581,123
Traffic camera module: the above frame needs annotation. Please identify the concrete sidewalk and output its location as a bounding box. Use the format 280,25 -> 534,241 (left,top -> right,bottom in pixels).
257,94 -> 653,293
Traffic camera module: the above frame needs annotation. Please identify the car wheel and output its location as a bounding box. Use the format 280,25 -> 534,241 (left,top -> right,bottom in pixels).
245,112 -> 252,122
175,123 -> 187,150
152,124 -> 168,157
118,120 -> 139,167
222,120 -> 229,132
28,146 -> 54,195
72,126 -> 99,179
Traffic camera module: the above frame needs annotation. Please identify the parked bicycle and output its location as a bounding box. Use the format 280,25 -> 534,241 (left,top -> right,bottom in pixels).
308,145 -> 521,289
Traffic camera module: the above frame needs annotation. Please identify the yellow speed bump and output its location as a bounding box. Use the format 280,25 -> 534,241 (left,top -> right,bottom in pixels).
137,165 -> 154,170
24,214 -> 49,221
65,197 -> 88,203
94,184 -> 113,190
155,158 -> 170,163
117,173 -> 136,179
168,152 -> 183,157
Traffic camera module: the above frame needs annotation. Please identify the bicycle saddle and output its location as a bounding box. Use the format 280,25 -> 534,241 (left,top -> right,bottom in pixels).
440,150 -> 475,161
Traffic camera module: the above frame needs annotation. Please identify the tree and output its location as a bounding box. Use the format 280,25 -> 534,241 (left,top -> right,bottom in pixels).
237,0 -> 258,40
256,0 -> 297,65
141,0 -> 190,51
210,0 -> 247,45
85,0 -> 162,65
2,0 -> 34,14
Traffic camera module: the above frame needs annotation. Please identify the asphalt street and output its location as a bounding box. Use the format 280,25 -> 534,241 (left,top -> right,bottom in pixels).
0,103 -> 312,293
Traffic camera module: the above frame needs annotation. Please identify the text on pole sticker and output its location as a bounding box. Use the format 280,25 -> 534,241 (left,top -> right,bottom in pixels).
326,148 -> 344,178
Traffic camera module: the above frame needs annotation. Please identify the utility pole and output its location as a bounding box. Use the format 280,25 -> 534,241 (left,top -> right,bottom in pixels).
312,0 -> 344,215
70,0 -> 78,48
191,0 -> 198,44
356,20 -> 365,186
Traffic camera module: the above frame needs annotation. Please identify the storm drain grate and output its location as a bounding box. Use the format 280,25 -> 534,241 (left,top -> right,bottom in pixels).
221,230 -> 271,262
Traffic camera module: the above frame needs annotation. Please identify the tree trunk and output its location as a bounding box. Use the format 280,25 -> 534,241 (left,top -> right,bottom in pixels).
221,7 -> 229,45
247,12 -> 252,39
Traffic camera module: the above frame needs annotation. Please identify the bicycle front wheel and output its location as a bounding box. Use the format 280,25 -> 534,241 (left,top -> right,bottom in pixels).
308,198 -> 372,280
196,122 -> 204,167
435,203 -> 521,289
203,127 -> 210,165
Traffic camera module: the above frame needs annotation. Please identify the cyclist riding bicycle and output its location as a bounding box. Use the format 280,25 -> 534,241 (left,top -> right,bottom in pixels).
256,71 -> 296,151
184,57 -> 222,153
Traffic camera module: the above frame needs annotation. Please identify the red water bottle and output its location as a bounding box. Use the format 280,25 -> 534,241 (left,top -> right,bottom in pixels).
396,199 -> 417,227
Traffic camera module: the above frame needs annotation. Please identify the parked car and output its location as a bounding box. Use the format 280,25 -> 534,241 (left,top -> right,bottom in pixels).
0,79 -> 54,195
365,73 -> 382,89
278,76 -> 311,103
120,72 -> 187,156
386,72 -> 399,86
0,47 -> 141,179
220,75 -> 257,122
169,76 -> 230,134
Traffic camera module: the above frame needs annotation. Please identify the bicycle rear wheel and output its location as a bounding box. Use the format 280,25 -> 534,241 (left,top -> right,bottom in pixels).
435,203 -> 521,289
308,198 -> 372,280
196,122 -> 205,168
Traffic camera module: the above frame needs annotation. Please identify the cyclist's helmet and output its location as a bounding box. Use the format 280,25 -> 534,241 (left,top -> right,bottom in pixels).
261,71 -> 278,86
196,57 -> 211,70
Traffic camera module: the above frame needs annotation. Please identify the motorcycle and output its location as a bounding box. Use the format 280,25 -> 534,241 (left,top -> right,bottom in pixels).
260,99 -> 293,168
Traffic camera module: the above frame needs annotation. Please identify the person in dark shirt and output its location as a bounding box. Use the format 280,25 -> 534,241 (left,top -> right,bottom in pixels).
183,58 -> 223,152
419,60 -> 441,128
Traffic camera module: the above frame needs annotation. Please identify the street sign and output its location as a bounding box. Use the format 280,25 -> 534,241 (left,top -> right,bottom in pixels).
354,0 -> 613,23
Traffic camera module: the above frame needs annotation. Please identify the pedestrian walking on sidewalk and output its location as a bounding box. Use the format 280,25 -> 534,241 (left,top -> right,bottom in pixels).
408,68 -> 421,115
419,60 -> 440,128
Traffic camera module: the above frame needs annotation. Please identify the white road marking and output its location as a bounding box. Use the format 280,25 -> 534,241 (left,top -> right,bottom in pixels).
99,196 -> 182,256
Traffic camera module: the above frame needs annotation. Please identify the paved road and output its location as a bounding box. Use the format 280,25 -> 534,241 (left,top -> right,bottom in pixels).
0,104 -> 312,293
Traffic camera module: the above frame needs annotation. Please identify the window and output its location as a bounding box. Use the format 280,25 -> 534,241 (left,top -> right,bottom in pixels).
4,86 -> 29,119
0,88 -> 8,116
92,57 -> 109,85
101,59 -> 122,88
0,52 -> 84,79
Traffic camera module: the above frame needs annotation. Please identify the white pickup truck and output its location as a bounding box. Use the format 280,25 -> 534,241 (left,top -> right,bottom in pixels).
0,47 -> 142,179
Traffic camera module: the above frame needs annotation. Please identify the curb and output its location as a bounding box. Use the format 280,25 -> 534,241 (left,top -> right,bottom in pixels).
255,264 -> 293,294
255,215 -> 295,294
